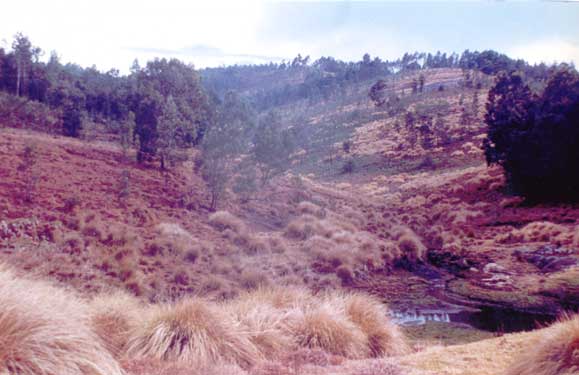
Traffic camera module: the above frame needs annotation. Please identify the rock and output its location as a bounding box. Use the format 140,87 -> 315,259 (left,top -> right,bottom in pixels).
0,218 -> 39,240
481,274 -> 513,289
427,249 -> 476,274
514,244 -> 579,273
483,262 -> 507,274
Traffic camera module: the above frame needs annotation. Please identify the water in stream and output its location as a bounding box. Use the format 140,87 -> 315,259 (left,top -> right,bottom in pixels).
391,306 -> 556,333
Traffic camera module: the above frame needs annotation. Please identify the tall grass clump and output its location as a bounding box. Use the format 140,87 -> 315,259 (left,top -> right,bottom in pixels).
507,314 -> 579,375
0,265 -> 124,375
125,297 -> 261,368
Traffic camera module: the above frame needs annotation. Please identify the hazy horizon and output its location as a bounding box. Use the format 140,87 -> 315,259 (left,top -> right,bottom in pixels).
2,0 -> 579,72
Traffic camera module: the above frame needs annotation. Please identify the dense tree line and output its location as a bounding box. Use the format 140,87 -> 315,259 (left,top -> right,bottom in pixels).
484,66 -> 579,201
201,49 -> 546,112
0,34 -> 212,165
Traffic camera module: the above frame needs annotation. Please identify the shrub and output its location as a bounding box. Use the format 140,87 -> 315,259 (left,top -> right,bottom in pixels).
184,248 -> 200,263
62,232 -> 85,254
173,268 -> 191,286
0,265 -> 124,375
81,221 -> 105,241
335,265 -> 354,285
143,237 -> 186,257
341,158 -> 355,174
507,314 -> 579,375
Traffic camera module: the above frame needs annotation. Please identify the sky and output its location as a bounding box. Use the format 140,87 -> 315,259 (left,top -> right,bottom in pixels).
1,1 -> 578,72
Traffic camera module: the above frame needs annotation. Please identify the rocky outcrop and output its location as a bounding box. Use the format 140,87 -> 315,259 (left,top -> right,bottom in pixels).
514,245 -> 579,273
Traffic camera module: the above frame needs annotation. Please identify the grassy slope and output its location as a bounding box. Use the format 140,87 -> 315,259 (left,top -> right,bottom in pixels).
0,67 -> 578,374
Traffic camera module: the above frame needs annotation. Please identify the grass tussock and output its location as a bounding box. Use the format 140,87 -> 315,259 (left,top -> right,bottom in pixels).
0,265 -> 124,375
341,294 -> 410,357
89,290 -> 145,358
507,314 -> 579,375
291,306 -> 369,358
209,211 -> 246,234
0,262 -> 407,373
541,267 -> 579,304
496,221 -> 573,245
124,286 -> 406,368
297,201 -> 327,219
125,297 -> 262,368
396,231 -> 427,263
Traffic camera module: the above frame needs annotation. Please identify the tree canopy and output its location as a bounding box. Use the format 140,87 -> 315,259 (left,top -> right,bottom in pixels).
484,66 -> 579,201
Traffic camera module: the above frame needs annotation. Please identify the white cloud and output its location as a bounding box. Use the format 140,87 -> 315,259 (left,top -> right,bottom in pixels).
509,39 -> 579,66
1,1 -> 578,71
0,0 -> 267,71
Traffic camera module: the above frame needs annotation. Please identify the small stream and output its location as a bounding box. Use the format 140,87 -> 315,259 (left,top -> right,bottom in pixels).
391,306 -> 556,333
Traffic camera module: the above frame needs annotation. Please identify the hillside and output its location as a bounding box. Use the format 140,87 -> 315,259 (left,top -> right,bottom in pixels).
1,61 -> 578,375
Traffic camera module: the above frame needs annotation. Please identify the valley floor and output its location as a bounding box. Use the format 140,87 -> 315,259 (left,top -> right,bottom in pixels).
1,88 -> 578,375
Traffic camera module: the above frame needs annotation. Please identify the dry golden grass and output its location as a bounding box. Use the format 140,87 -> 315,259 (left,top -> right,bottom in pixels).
340,294 -> 410,357
267,236 -> 288,254
298,201 -> 327,219
573,225 -> 579,248
0,265 -> 124,375
397,232 -> 427,263
239,270 -> 272,290
234,232 -> 269,255
122,358 -> 248,375
507,315 -> 579,375
290,306 -> 369,359
285,214 -> 318,240
209,211 -> 246,233
89,290 -> 146,358
519,221 -> 569,243
237,287 -> 314,310
125,297 -> 262,368
541,267 -> 579,301
226,294 -> 297,359
398,330 -> 535,375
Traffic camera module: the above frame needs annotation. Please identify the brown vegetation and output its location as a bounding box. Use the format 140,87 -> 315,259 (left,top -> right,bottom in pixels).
0,265 -> 124,375
507,314 -> 579,375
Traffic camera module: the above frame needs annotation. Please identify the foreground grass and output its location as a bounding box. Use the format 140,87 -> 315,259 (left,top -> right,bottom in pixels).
398,330 -> 534,375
